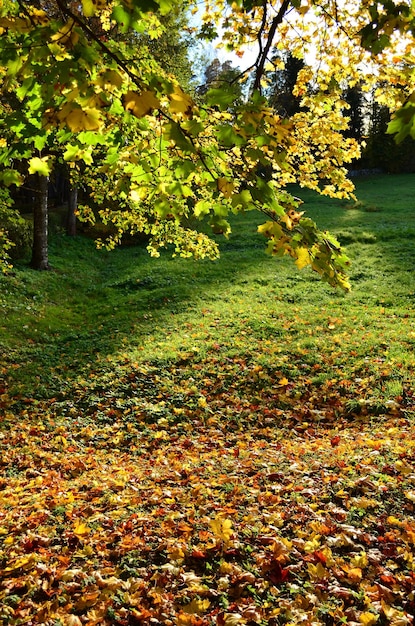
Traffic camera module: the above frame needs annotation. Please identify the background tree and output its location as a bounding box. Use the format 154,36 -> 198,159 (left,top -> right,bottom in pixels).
268,51 -> 304,118
361,95 -> 415,172
343,85 -> 365,141
197,59 -> 242,98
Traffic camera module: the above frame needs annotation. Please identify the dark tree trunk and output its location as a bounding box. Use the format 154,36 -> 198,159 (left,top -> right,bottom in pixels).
30,174 -> 50,270
66,186 -> 78,236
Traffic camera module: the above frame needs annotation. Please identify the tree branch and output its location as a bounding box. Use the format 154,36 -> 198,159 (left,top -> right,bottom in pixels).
253,0 -> 291,92
50,0 -> 145,89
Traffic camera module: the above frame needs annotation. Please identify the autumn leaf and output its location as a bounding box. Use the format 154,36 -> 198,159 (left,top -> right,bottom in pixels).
51,18 -> 79,46
66,108 -> 102,132
64,616 -> 83,626
217,613 -> 245,626
73,520 -> 91,536
210,515 -> 233,543
307,562 -> 328,581
168,87 -> 194,116
217,177 -> 234,198
295,247 -> 311,270
4,554 -> 37,572
359,612 -> 379,625
28,156 -> 53,176
124,90 -> 160,117
81,0 -> 96,17
183,598 -> 211,615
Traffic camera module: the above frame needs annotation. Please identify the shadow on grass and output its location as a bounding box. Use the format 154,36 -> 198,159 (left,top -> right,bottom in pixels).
3,174 -> 415,401
1,216 -> 287,398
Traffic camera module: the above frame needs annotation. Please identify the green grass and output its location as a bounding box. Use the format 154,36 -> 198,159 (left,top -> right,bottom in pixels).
2,173 -> 415,626
1,173 -> 415,418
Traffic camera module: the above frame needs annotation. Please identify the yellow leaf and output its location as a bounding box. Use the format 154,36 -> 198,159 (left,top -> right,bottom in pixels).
304,535 -> 321,552
359,612 -> 379,625
295,247 -> 311,269
28,156 -> 53,176
342,565 -> 362,581
168,545 -> 185,561
73,521 -> 90,536
217,177 -> 234,198
210,516 -> 233,542
307,561 -> 327,580
220,614 -> 245,626
350,496 -> 378,509
381,600 -> 410,624
28,7 -> 49,25
82,0 -> 96,17
53,435 -> 68,447
4,555 -> 36,572
124,90 -> 160,118
176,614 -> 194,626
168,88 -> 194,116
183,598 -> 211,615
395,460 -> 412,475
62,107 -> 102,132
51,19 -> 79,46
64,616 -> 83,626
154,430 -> 166,439
350,551 -> 368,568
257,221 -> 283,239
100,69 -> 123,90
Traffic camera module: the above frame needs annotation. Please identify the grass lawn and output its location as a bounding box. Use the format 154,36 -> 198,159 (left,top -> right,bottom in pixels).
1,174 -> 415,625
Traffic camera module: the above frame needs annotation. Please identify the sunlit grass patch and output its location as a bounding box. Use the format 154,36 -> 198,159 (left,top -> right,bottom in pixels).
1,173 -> 415,419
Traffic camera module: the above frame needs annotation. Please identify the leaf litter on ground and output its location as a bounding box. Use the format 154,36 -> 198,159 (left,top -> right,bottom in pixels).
1,353 -> 415,626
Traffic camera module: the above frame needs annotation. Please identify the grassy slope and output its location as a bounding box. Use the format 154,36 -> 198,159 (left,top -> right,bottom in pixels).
1,174 -> 415,625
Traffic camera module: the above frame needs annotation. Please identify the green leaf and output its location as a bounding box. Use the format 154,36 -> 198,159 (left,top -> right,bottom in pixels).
209,216 -> 230,235
157,0 -> 176,15
111,5 -> 131,32
181,119 -> 204,138
231,189 -> 253,210
77,131 -> 108,146
0,169 -> 24,186
174,160 -> 196,179
217,124 -> 246,147
206,88 -> 237,111
194,199 -> 211,218
163,122 -> 196,153
33,133 -> 49,151
63,145 -> 82,161
387,103 -> 415,143
128,0 -> 159,12
16,77 -> 35,101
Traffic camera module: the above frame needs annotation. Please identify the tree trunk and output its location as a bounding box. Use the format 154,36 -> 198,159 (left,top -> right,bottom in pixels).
30,174 -> 50,270
66,186 -> 78,236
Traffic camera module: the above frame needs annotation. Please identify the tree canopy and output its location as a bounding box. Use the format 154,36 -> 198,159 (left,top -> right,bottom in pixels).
1,0 -> 415,288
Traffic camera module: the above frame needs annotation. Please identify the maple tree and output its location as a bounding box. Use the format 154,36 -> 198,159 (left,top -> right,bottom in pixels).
1,0 -> 415,285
